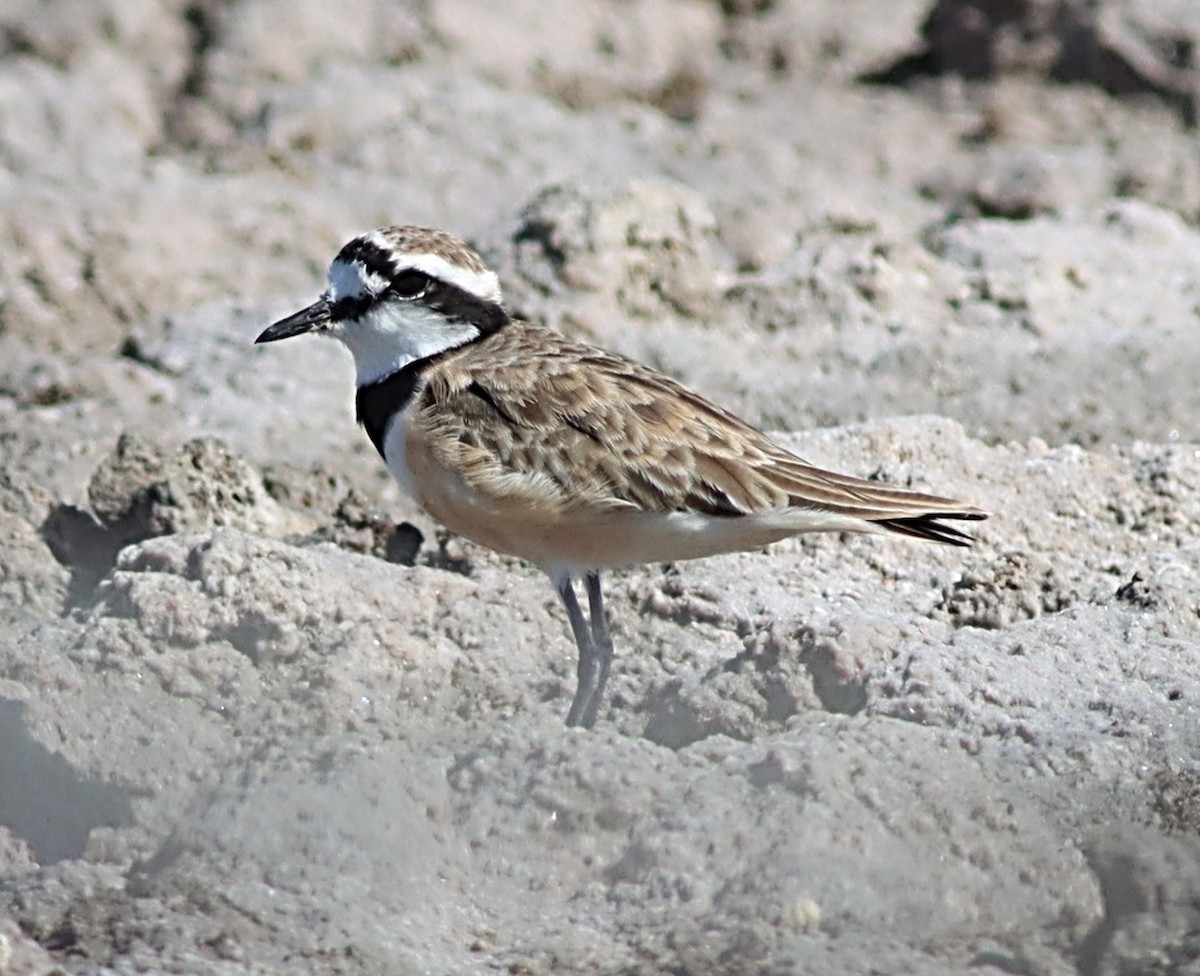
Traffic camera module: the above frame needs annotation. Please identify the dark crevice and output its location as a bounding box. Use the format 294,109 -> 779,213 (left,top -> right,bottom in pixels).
179,2 -> 222,98
512,217 -> 569,273
40,504 -> 124,608
161,0 -> 227,148
799,644 -> 868,715
0,699 -> 134,864
858,4 -> 1197,127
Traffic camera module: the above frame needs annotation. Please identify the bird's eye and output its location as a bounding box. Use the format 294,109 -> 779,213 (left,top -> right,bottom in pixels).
391,270 -> 430,299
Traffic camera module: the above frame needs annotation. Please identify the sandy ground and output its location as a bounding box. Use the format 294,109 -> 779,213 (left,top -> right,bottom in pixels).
2,0 -> 1200,973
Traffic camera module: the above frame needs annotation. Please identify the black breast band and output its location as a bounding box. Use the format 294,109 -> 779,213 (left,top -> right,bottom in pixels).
356,366 -> 424,458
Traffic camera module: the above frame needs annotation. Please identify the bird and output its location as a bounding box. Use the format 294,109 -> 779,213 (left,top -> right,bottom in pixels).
256,225 -> 987,729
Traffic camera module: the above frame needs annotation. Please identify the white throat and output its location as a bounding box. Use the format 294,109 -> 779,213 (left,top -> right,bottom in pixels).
333,300 -> 480,387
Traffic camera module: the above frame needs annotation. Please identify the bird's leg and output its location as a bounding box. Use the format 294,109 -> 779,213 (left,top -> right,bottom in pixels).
557,575 -> 600,728
579,571 -> 614,729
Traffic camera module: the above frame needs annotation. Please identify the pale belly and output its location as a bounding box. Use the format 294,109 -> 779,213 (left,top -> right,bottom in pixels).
409,476 -> 802,574
379,408 -> 865,574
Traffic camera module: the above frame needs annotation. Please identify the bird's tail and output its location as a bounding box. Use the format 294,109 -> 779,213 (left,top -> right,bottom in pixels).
869,510 -> 986,546
766,458 -> 988,546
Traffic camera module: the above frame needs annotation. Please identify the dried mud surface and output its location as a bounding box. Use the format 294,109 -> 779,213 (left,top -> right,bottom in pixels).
2,1 -> 1200,974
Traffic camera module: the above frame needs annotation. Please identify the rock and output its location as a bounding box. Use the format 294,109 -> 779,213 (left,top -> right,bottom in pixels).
0,473 -> 69,628
86,433 -> 314,545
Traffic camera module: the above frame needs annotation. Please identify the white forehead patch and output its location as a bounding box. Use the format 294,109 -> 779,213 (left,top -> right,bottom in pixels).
356,229 -> 502,305
328,231 -> 504,306
328,257 -> 388,302
398,252 -> 503,305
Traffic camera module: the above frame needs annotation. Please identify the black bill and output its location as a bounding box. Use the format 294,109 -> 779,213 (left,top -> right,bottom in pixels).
255,297 -> 332,344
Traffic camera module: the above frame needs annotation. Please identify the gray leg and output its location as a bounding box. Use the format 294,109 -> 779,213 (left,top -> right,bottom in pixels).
578,571 -> 614,729
557,575 -> 600,728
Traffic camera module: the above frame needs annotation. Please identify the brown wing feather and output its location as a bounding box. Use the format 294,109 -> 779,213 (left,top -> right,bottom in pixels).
421,321 -> 987,542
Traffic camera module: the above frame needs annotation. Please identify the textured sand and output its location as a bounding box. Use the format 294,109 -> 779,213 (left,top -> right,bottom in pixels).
2,1 -> 1200,973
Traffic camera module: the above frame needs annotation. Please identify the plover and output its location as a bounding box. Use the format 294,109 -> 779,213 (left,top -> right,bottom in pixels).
257,226 -> 986,728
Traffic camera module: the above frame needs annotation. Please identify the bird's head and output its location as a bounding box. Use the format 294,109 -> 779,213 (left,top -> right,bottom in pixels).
256,226 -> 506,385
